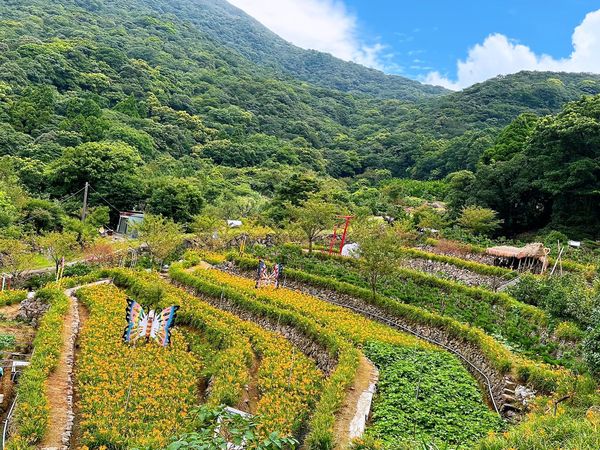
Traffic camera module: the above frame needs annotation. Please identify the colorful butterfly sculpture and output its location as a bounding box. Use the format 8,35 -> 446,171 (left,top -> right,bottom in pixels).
255,260 -> 283,288
122,299 -> 179,347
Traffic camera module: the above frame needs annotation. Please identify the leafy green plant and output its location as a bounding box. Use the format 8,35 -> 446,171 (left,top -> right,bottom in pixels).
363,342 -> 504,449
167,405 -> 298,450
0,333 -> 16,350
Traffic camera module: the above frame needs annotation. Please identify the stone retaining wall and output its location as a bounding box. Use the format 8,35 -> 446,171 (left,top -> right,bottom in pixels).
401,258 -> 505,290
221,265 -> 532,420
172,281 -> 338,375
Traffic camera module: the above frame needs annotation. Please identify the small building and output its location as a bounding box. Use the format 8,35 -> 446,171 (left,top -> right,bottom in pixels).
486,243 -> 550,274
117,212 -> 145,237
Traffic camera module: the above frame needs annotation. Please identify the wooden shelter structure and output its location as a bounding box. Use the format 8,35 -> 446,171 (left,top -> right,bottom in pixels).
486,243 -> 550,274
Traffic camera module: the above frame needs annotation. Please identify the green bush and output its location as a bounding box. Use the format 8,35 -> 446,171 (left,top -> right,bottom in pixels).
583,324 -> 600,378
555,322 -> 586,341
7,287 -> 69,448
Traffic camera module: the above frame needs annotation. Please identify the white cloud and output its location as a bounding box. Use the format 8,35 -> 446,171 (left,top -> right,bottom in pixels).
226,0 -> 386,69
426,9 -> 600,90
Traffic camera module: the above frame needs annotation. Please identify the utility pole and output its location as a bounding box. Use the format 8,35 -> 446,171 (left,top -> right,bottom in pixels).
81,182 -> 89,222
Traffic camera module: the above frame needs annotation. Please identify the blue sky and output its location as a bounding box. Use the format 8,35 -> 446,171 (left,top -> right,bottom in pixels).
227,0 -> 600,90
344,0 -> 598,76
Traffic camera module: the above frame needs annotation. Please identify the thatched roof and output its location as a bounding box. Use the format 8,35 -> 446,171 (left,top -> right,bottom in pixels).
486,243 -> 549,259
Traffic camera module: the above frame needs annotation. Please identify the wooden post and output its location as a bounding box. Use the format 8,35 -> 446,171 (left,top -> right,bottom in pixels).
550,245 -> 564,276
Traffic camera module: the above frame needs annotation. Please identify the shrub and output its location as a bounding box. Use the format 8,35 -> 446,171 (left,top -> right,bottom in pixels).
0,289 -> 27,306
167,405 -> 298,450
583,324 -> 600,378
7,287 -> 69,448
458,206 -> 502,236
555,322 -> 585,341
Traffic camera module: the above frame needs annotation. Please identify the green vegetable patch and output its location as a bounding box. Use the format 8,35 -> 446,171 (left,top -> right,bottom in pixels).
364,342 -> 504,449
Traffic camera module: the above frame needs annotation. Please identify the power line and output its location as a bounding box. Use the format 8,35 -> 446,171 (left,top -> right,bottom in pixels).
56,186 -> 86,204
87,184 -> 122,214
15,186 -> 87,226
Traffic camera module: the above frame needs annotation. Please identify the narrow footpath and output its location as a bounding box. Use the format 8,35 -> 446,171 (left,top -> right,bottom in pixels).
39,280 -> 110,450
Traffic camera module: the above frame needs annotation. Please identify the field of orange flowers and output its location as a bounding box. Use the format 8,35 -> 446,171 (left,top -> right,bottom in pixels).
173,264 -> 511,448
193,267 -> 434,350
75,284 -> 201,449
107,269 -> 324,437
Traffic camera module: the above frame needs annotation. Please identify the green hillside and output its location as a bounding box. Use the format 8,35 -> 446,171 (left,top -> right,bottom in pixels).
177,0 -> 449,100
0,0 -> 599,236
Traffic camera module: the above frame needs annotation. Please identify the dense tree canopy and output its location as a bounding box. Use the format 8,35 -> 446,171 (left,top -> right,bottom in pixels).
0,0 -> 597,238
470,95 -> 600,237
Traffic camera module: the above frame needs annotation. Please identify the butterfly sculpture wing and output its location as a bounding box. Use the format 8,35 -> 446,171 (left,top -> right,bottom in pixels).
150,305 -> 180,347
123,299 -> 148,344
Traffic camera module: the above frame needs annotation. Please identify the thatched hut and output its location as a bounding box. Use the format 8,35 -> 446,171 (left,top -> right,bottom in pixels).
486,243 -> 550,274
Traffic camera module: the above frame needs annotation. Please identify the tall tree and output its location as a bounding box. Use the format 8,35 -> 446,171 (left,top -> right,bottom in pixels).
352,219 -> 405,297
290,197 -> 335,253
50,141 -> 144,212
134,214 -> 184,268
37,231 -> 78,273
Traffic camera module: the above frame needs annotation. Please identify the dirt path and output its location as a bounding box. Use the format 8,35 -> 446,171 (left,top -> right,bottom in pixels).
237,353 -> 260,414
39,293 -> 77,449
69,299 -> 90,449
333,354 -> 378,448
39,280 -> 109,450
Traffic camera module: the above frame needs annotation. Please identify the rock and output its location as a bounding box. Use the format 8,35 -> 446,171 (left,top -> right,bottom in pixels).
17,295 -> 50,326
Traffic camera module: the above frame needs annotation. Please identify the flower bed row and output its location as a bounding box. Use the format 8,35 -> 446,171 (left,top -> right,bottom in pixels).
0,290 -> 28,306
165,265 -> 359,449
228,254 -> 568,394
176,264 -> 504,448
7,287 -> 69,449
280,252 -> 582,368
107,269 -> 326,441
75,284 -> 201,449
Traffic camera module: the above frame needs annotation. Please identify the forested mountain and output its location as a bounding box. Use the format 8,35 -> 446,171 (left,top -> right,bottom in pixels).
0,0 -> 599,236
173,0 -> 448,100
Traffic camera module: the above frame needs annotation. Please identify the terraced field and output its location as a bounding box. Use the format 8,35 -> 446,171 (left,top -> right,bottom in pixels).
170,262 -> 504,448
4,250 -> 598,449
253,251 -> 583,369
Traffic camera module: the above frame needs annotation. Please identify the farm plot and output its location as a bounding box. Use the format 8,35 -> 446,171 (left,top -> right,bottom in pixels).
275,252 -> 581,368
364,342 -> 502,449
107,270 -> 324,438
74,284 -> 201,449
172,264 -> 504,448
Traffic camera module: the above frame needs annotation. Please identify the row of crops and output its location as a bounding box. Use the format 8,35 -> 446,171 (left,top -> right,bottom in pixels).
168,262 -> 504,448
252,249 -> 583,369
